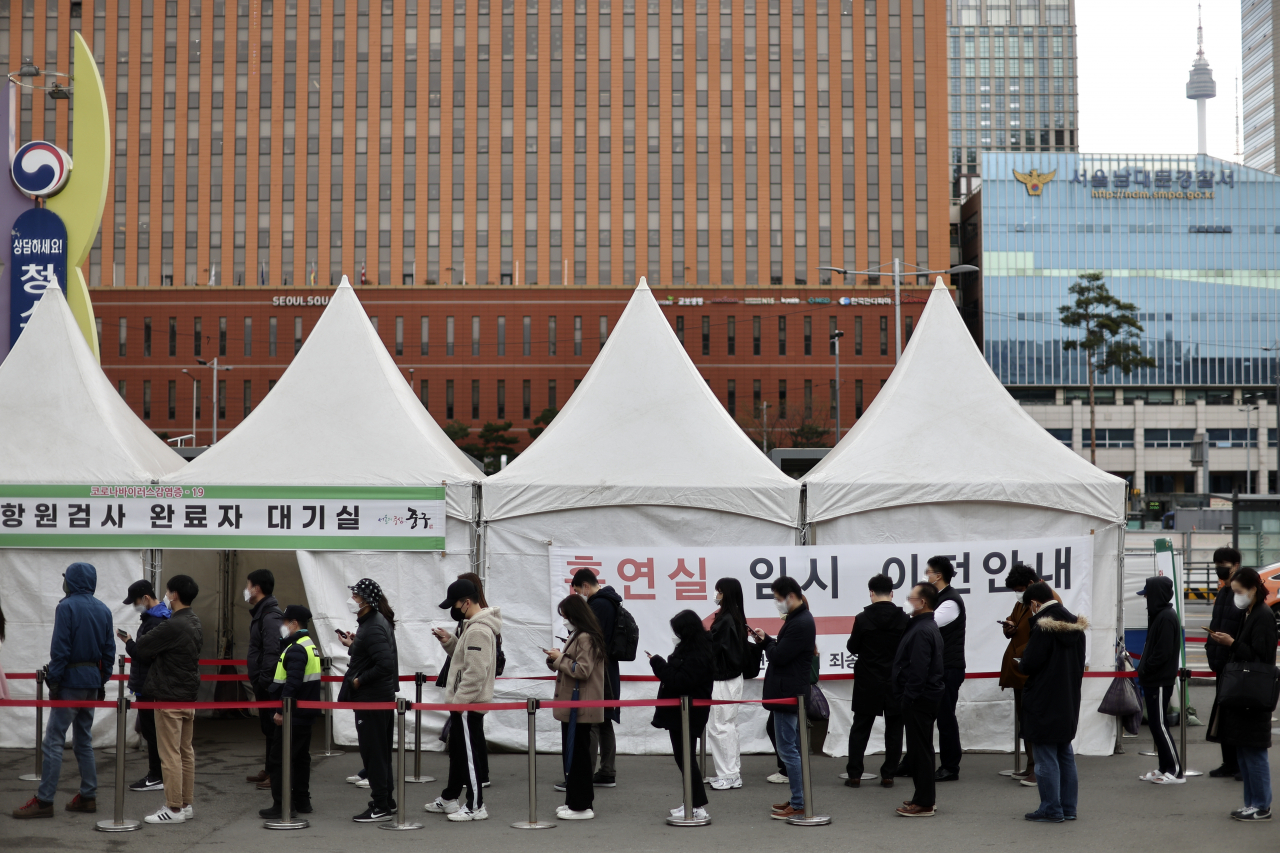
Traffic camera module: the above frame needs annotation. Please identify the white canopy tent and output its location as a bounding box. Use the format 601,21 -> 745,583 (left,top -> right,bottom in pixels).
161,277 -> 484,745
802,279 -> 1127,757
481,278 -> 802,753
0,288 -> 185,747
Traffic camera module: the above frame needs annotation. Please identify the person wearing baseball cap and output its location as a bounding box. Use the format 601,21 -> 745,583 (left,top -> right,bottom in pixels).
117,580 -> 171,794
260,605 -> 321,819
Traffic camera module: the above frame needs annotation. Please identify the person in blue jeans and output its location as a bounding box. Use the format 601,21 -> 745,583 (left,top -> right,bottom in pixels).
1016,581 -> 1088,823
749,576 -> 816,821
12,562 -> 115,819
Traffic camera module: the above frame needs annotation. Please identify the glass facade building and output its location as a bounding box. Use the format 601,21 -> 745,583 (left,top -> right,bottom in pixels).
1243,0 -> 1280,173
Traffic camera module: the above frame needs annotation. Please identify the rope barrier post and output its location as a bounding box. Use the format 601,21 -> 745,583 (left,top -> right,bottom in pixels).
700,730 -> 708,782
265,697 -> 309,829
312,657 -> 344,758
406,672 -> 435,783
95,696 -> 140,832
1178,667 -> 1200,777
103,656 -> 128,756
666,696 -> 710,827
381,698 -> 423,831
511,697 -> 554,830
18,669 -> 44,782
1000,691 -> 1023,777
787,693 -> 831,826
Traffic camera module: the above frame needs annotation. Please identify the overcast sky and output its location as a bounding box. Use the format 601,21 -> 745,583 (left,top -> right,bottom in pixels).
1077,0 -> 1242,160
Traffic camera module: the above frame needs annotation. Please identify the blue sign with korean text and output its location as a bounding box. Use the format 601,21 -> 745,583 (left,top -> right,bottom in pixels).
8,206 -> 68,347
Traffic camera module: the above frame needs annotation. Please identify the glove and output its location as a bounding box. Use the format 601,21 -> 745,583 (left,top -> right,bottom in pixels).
48,683 -> 62,701
97,687 -> 107,702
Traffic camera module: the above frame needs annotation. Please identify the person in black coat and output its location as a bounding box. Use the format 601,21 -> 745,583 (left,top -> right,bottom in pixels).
890,582 -> 945,817
845,573 -> 910,788
1206,567 -> 1278,821
1136,575 -> 1183,783
572,569 -> 622,787
245,569 -> 283,788
1017,582 -> 1087,823
1206,546 -> 1245,778
261,605 -> 322,819
121,579 -> 170,791
706,578 -> 747,789
648,609 -> 715,820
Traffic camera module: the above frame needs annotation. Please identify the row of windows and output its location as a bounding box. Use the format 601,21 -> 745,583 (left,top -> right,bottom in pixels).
1046,427 -> 1280,450
120,377 -> 276,424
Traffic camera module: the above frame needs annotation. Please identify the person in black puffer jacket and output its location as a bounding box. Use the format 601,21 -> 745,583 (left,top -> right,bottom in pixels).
1205,547 -> 1246,778
649,609 -> 715,821
244,569 -> 283,788
1137,575 -> 1182,783
846,573 -> 910,787
706,578 -> 747,790
121,579 -> 171,790
338,578 -> 400,823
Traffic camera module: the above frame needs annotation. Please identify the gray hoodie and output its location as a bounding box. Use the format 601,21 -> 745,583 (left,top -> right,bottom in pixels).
441,606 -> 502,709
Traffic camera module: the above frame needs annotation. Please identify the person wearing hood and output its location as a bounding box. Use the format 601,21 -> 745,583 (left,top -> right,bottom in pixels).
260,605 -> 322,820
571,569 -> 622,788
12,562 -> 114,820
998,563 -> 1061,788
1206,567 -> 1277,821
649,609 -> 715,822
121,579 -> 171,793
244,569 -> 284,791
1206,546 -> 1245,779
425,578 -> 502,822
890,582 -> 945,818
1136,575 -> 1183,784
545,594 -> 606,820
844,573 -> 910,788
1016,582 -> 1088,823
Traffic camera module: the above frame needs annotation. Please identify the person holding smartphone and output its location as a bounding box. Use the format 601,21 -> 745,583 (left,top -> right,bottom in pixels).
117,579 -> 171,793
997,563 -> 1061,789
650,610 -> 715,822
545,594 -> 606,820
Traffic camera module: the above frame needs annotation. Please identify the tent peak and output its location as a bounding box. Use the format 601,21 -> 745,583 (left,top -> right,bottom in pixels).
635,276 -> 650,292
932,276 -> 947,291
338,275 -> 352,289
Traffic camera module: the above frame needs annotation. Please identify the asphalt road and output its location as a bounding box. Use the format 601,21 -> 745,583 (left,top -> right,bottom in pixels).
1,684 -> 1276,853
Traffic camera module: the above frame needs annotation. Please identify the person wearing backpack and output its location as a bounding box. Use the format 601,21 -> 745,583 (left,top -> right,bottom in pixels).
706,578 -> 747,790
572,569 -> 624,788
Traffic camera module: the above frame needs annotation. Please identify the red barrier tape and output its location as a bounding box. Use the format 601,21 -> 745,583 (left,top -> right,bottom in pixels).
122,658 -> 248,666
0,699 -> 117,709
295,701 -> 398,711
132,701 -> 279,710
412,701 -> 531,712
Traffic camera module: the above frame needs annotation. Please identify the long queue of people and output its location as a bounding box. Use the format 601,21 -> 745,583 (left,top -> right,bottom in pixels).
5,550 -> 1276,826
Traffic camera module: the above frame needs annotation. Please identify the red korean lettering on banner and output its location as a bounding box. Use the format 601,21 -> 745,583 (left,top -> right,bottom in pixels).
565,555 -> 604,586
669,557 -> 708,600
616,557 -> 656,600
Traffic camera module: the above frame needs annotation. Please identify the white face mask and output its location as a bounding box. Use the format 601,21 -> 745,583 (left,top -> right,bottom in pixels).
672,635 -> 680,645
243,588 -> 252,603
346,599 -> 362,614
133,602 -> 147,615
774,597 -> 789,616
715,595 -> 723,605
1234,591 -> 1252,610
165,595 -> 177,610
1015,591 -> 1026,604
562,618 -> 574,634
279,624 -> 292,639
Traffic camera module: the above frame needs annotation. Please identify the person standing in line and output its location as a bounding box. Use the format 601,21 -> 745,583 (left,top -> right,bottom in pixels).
134,575 -> 203,825
244,569 -> 283,792
649,610 -> 716,822
545,594 -> 606,820
121,579 -> 171,793
926,556 -> 965,782
748,576 -> 815,821
891,582 -> 945,818
259,605 -> 322,819
570,569 -> 622,788
706,578 -> 747,790
844,573 -> 910,789
338,578 -> 400,823
1017,582 -> 1087,823
453,571 -> 498,788
11,563 -> 114,820
424,578 -> 502,822
1207,567 -> 1277,821
998,563 -> 1061,789
1206,546 -> 1245,780
1136,575 -> 1184,785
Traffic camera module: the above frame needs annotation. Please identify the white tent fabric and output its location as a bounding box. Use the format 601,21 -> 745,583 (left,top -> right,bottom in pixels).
0,288 -> 185,747
803,280 -> 1127,757
481,279 -> 802,753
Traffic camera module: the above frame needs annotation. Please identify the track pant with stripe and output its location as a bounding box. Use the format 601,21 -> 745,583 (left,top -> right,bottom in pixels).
1144,684 -> 1182,778
443,711 -> 487,810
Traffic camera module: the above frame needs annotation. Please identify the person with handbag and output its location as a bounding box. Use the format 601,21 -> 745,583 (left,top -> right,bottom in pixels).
1136,575 -> 1183,785
649,610 -> 715,822
997,563 -> 1061,788
545,594 -> 606,820
706,578 -> 748,790
1206,546 -> 1245,779
1206,567 -> 1278,821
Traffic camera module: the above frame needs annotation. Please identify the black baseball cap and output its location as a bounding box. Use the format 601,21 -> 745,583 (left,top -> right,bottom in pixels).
282,604 -> 313,624
124,579 -> 155,605
439,578 -> 479,610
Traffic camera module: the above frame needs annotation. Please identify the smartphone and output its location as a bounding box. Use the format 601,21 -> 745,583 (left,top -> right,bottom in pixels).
334,629 -> 347,638
996,620 -> 1006,625
115,628 -> 128,638
1201,626 -> 1213,632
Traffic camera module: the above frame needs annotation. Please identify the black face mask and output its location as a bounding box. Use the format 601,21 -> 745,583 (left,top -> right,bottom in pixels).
1216,566 -> 1231,581
62,579 -> 70,595
449,606 -> 464,622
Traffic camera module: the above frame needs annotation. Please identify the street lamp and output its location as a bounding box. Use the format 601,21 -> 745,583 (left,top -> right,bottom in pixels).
196,357 -> 233,444
760,400 -> 771,454
817,261 -> 979,361
181,369 -> 198,446
830,329 -> 845,440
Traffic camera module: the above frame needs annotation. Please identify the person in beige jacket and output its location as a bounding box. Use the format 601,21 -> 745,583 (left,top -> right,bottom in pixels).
545,594 -> 607,820
424,578 -> 502,822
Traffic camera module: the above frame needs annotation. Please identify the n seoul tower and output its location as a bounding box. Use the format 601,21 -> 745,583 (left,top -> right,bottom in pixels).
1186,3 -> 1216,155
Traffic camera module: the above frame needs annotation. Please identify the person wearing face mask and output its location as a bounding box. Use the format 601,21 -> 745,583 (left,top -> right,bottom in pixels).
120,579 -> 171,793
1135,575 -> 1183,785
133,575 -> 203,825
649,609 -> 715,822
924,556 -> 965,783
243,569 -> 283,791
545,594 -> 606,820
997,563 -> 1061,788
1016,582 -> 1088,823
890,582 -> 944,818
435,572 -> 499,789
260,605 -> 322,819
1206,567 -> 1278,821
570,568 -> 623,789
843,573 -> 910,790
706,578 -> 748,790
1206,546 -> 1245,780
748,576 -> 816,821
337,578 -> 399,823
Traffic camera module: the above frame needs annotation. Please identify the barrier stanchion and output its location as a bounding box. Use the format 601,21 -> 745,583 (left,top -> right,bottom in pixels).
381,698 -> 423,831
312,657 -> 343,758
265,697 -> 309,829
787,693 -> 831,826
103,656 -> 128,756
1178,667 -> 1201,776
406,672 -> 435,783
18,669 -> 44,782
95,696 -> 141,832
666,696 -> 710,827
1000,691 -> 1023,777
511,697 -> 554,830
700,732 -> 708,782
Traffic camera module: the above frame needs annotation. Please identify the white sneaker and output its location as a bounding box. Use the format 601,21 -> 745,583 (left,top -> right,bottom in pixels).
182,805 -> 194,820
346,774 -> 364,784
1153,773 -> 1186,785
354,778 -> 371,788
766,772 -> 788,784
446,805 -> 488,822
1138,770 -> 1164,782
710,776 -> 742,790
558,808 -> 594,820
424,797 -> 460,814
669,806 -> 710,821
144,805 -> 187,824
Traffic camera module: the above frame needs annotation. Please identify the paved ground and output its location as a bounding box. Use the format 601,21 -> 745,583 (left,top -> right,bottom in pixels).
1,683 -> 1274,853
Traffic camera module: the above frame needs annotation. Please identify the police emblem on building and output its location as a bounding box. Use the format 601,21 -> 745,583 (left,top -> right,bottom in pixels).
1013,168 -> 1056,196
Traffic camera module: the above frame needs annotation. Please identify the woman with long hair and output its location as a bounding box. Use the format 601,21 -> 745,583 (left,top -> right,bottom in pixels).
545,594 -> 606,820
706,578 -> 747,789
649,609 -> 715,821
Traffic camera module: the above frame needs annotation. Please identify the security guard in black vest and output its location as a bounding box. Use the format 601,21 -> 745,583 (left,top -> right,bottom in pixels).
259,605 -> 322,819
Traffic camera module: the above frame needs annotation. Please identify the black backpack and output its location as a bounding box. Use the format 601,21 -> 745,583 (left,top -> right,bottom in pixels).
608,600 -> 640,662
741,637 -> 765,680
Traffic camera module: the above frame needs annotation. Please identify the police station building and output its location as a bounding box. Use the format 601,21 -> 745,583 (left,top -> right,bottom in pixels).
962,152 -> 1280,507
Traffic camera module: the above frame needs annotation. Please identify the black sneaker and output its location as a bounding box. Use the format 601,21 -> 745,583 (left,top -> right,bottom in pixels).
1209,765 -> 1241,778
1025,811 -> 1065,823
129,775 -> 164,792
259,804 -> 298,819
353,806 -> 394,822
935,768 -> 959,782
553,782 -> 567,792
592,773 -> 617,788
296,801 -> 313,814
1233,807 -> 1272,822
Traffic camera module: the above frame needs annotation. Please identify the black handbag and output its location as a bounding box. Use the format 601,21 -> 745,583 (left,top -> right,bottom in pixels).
1218,661 -> 1280,711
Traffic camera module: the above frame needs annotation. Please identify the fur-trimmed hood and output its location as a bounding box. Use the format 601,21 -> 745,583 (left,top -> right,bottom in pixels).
1030,602 -> 1088,633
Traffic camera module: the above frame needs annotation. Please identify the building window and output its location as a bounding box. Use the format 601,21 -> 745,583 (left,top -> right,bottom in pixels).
420,317 -> 430,356
727,379 -> 737,416
752,316 -> 761,356
778,317 -> 787,356
497,379 -> 506,419
548,316 -> 557,355
446,316 -> 456,356
574,316 -> 583,356
218,317 -> 227,356
830,379 -> 837,419
217,379 -> 226,420
243,380 -> 252,418
548,378 -> 557,410
194,317 -> 202,357
294,317 -> 303,354
904,315 -> 914,345
676,315 -> 685,346
804,379 -> 813,419
855,379 -> 864,418
143,317 -> 152,357
142,380 -> 151,420
523,316 -> 532,356
778,380 -> 787,419
269,317 -> 277,357
244,317 -> 252,356
118,317 -> 127,357
472,316 -> 481,357
854,316 -> 863,356
728,316 -> 736,355
600,316 -> 609,351
701,316 -> 711,356
118,379 -> 126,401
497,316 -> 507,356
167,380 -> 176,420
471,379 -> 480,419
169,318 -> 177,357
879,316 -> 888,356
395,316 -> 404,356
804,316 -> 812,356
446,379 -> 455,419
753,379 -> 762,416
419,380 -> 429,409
523,379 -> 531,419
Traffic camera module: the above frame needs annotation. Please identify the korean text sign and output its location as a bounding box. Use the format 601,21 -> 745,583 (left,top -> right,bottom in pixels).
0,485 -> 447,551
550,536 -> 1093,676
8,207 -> 68,348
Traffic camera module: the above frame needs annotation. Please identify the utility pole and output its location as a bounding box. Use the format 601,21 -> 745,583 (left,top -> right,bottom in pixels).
196,357 -> 233,444
893,257 -> 903,361
830,329 -> 844,440
761,401 -> 770,454
181,369 -> 197,446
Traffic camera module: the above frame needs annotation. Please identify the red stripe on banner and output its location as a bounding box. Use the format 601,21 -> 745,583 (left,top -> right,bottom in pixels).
744,617 -> 855,636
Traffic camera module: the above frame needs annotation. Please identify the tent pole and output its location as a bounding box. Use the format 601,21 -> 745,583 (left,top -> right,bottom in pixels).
798,484 -> 808,546
473,482 -> 485,584
1113,522 -> 1126,756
